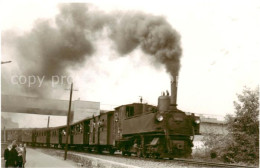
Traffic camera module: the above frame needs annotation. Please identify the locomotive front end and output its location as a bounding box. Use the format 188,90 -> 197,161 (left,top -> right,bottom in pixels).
155,76 -> 200,158
162,109 -> 200,158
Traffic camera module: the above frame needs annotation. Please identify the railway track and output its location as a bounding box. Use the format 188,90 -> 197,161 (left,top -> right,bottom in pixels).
173,158 -> 256,168
35,146 -> 257,168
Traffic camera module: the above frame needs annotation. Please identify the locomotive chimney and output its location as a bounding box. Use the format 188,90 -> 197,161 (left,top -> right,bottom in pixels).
170,76 -> 178,109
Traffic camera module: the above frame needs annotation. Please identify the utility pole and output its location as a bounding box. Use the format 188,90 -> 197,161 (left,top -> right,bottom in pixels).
4,126 -> 6,143
64,83 -> 73,160
47,116 -> 50,128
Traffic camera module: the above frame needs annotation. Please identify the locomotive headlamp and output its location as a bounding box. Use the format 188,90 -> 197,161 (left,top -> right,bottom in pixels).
156,114 -> 164,122
195,119 -> 200,124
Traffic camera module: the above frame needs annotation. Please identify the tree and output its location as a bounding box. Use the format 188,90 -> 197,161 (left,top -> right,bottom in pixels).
225,86 -> 259,164
203,87 -> 259,164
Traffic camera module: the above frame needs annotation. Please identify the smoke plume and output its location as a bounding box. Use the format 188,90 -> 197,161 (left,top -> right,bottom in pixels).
110,12 -> 182,77
15,4 -> 95,81
4,3 -> 182,96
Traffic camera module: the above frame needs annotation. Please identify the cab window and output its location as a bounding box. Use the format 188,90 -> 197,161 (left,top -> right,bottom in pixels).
126,106 -> 134,118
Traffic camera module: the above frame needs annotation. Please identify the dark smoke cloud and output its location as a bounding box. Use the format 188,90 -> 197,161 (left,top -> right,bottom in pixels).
16,4 -> 94,81
110,12 -> 182,76
4,3 -> 182,97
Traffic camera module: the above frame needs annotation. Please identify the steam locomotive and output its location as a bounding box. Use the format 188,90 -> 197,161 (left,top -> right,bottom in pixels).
3,77 -> 200,159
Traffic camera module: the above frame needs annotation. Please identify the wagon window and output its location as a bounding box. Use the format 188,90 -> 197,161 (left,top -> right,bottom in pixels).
76,124 -> 80,132
126,106 -> 134,118
71,126 -> 73,134
79,123 -> 83,133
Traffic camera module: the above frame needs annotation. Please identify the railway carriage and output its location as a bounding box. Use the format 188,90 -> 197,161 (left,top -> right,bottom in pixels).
89,111 -> 115,153
35,128 -> 50,147
49,126 -> 62,148
70,119 -> 90,150
5,128 -> 22,143
21,128 -> 34,146
59,125 -> 71,148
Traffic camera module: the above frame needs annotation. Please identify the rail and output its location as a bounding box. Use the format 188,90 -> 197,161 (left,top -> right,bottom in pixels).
174,158 -> 256,168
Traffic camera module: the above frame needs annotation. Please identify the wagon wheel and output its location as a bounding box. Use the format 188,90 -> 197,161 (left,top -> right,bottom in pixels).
87,147 -> 92,153
144,153 -> 150,158
127,152 -> 131,156
137,149 -> 143,158
109,148 -> 115,154
97,147 -> 102,154
155,153 -> 161,159
151,153 -> 159,159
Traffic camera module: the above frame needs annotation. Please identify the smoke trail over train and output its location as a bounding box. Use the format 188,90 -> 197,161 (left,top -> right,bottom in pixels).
3,3 -> 182,96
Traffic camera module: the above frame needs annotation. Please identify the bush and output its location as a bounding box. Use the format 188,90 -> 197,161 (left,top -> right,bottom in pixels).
203,87 -> 259,165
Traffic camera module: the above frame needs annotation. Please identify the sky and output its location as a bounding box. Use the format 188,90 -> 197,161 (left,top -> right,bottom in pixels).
1,0 -> 260,127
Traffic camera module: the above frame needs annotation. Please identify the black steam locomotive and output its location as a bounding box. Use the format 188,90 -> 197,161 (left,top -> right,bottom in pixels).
3,78 -> 200,159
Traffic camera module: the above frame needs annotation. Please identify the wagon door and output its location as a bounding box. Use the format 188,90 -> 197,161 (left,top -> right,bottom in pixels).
94,117 -> 99,145
89,119 -> 95,145
99,114 -> 108,145
114,109 -> 123,141
84,120 -> 90,145
46,130 -> 50,146
59,128 -> 62,145
108,112 -> 115,145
